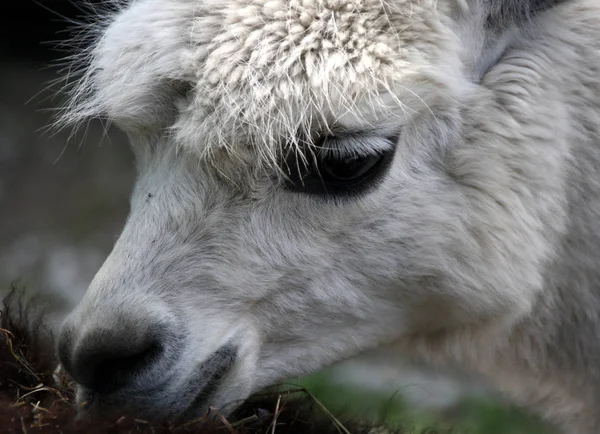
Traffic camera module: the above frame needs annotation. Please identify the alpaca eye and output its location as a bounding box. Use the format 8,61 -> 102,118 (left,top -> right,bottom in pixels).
319,153 -> 384,183
282,135 -> 397,198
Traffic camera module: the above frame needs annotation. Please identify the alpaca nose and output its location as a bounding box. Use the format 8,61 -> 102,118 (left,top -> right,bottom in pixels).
57,317 -> 171,392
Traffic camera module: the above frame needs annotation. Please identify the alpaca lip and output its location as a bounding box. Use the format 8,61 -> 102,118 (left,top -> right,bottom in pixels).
178,344 -> 238,420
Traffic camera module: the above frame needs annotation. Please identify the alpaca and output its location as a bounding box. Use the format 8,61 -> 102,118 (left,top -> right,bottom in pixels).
56,0 -> 600,432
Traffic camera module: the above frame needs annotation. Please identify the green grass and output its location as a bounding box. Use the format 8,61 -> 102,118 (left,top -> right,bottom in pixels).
282,369 -> 556,434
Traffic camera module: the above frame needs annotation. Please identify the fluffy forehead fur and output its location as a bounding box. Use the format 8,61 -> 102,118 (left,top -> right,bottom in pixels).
179,0 -> 459,161
60,0 -> 568,170
63,0 -> 466,170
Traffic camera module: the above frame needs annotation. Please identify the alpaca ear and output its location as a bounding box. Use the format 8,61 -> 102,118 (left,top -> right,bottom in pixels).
487,0 -> 570,25
463,0 -> 569,81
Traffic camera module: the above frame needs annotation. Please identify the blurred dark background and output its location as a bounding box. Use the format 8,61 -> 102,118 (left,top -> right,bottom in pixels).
0,0 -> 93,59
0,0 -> 133,317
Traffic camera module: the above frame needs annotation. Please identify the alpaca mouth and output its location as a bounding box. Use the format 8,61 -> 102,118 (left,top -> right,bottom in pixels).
72,345 -> 238,422
176,345 -> 238,421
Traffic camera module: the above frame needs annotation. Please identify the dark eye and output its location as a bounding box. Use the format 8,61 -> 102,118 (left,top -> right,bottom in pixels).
320,153 -> 384,184
282,135 -> 397,198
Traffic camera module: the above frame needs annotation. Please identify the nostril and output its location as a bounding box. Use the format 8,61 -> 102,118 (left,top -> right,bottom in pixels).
58,324 -> 167,393
87,340 -> 163,392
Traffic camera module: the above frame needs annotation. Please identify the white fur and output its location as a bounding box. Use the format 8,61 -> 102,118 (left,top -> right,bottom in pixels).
57,0 -> 600,432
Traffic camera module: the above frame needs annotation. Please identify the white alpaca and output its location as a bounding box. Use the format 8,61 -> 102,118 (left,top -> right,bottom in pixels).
56,0 -> 600,432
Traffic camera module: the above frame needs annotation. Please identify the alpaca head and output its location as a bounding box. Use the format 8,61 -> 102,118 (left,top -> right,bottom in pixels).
57,0 -> 564,422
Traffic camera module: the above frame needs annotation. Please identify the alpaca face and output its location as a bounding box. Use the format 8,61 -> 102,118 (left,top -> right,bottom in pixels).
57,0 -> 567,423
